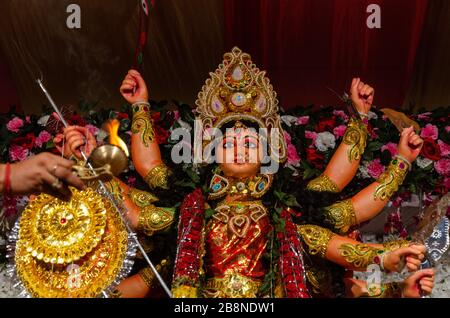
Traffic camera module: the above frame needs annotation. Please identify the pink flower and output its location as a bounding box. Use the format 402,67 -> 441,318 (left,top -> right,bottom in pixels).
438,140 -> 450,157
295,116 -> 309,125
417,112 -> 432,121
381,142 -> 398,157
333,110 -> 349,122
434,159 -> 450,176
304,131 -> 317,146
420,124 -> 438,140
6,117 -> 24,133
333,125 -> 347,138
283,131 -> 292,144
287,144 -> 301,166
25,116 -> 31,123
127,176 -> 137,188
9,145 -> 29,162
173,110 -> 180,121
367,159 -> 385,179
85,124 -> 99,136
446,126 -> 450,133
35,130 -> 52,148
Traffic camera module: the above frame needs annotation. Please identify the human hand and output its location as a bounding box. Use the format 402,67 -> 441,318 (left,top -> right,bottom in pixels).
384,244 -> 426,273
402,268 -> 435,297
397,126 -> 424,163
350,78 -> 374,115
54,126 -> 97,160
7,152 -> 86,201
120,69 -> 149,104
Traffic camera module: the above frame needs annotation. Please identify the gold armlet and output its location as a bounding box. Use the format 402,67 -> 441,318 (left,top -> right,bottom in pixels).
366,282 -> 403,298
306,174 -> 340,193
131,102 -> 155,146
324,199 -> 357,235
144,163 -> 172,190
297,225 -> 333,258
104,179 -> 125,203
343,118 -> 368,162
338,243 -> 384,269
128,187 -> 159,207
374,157 -> 409,201
382,239 -> 410,252
137,205 -> 175,236
139,259 -> 169,289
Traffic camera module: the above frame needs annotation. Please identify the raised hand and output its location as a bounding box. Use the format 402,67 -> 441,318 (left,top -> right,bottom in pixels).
120,69 -> 149,104
350,78 -> 374,115
402,269 -> 435,297
384,244 -> 426,273
397,126 -> 424,163
54,126 -> 97,160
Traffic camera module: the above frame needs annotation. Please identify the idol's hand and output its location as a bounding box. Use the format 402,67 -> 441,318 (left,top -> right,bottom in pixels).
402,269 -> 435,298
120,69 -> 149,104
397,126 -> 424,163
384,244 -> 426,273
54,126 -> 97,160
350,78 -> 374,115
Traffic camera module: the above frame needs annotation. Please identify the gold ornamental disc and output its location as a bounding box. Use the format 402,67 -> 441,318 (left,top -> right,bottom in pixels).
14,198 -> 129,297
18,188 -> 107,264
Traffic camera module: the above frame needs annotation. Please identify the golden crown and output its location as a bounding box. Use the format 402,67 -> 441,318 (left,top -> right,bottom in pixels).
195,47 -> 286,162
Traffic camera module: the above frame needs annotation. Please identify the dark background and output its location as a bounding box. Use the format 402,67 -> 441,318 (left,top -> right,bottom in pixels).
0,0 -> 449,114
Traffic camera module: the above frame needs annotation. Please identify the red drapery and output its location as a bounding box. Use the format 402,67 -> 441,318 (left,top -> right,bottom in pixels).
224,0 -> 428,109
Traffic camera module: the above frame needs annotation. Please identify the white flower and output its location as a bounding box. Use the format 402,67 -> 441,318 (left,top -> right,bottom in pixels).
416,156 -> 433,169
368,111 -> 378,120
315,132 -> 336,152
357,161 -> 371,179
281,115 -> 298,127
37,115 -> 50,126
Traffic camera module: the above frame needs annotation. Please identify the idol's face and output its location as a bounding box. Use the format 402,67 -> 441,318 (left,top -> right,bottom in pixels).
217,127 -> 262,178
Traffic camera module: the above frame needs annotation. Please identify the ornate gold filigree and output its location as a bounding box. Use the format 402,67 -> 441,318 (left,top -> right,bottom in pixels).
366,282 -> 403,298
208,173 -> 273,200
139,259 -> 169,288
324,199 -> 357,234
144,163 -> 171,190
104,178 -> 125,203
18,188 -> 107,264
128,187 -> 159,207
15,198 -> 128,297
138,205 -> 174,236
306,174 -> 340,193
203,271 -> 261,298
297,225 -> 333,258
172,285 -> 199,298
374,157 -> 409,201
343,118 -> 368,162
131,102 -> 155,147
382,239 -> 410,252
338,243 -> 384,269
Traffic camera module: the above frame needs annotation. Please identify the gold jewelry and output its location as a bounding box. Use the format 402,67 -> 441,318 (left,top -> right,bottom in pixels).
203,271 -> 261,298
338,243 -> 384,269
104,178 -> 125,203
297,225 -> 333,258
374,157 -> 409,201
324,199 -> 357,234
343,118 -> 368,162
131,102 -> 155,147
366,282 -> 403,298
382,239 -> 410,252
51,177 -> 63,190
109,289 -> 123,298
195,47 -> 287,163
128,187 -> 159,207
306,174 -> 340,193
138,259 -> 169,288
208,173 -> 273,200
172,285 -> 198,298
137,205 -> 174,236
144,163 -> 171,189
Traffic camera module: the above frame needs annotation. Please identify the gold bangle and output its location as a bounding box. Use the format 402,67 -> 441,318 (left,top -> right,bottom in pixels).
138,259 -> 169,289
338,243 -> 384,269
144,163 -> 171,189
137,205 -> 174,236
343,118 -> 368,162
382,239 -> 410,252
374,157 -> 409,201
128,187 -> 159,207
131,102 -> 155,147
297,225 -> 333,258
104,179 -> 125,203
324,199 -> 357,235
306,174 -> 340,193
366,282 -> 403,298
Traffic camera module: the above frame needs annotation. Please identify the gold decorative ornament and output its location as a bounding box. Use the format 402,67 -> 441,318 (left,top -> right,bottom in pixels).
324,199 -> 357,234
104,178 -> 126,204
195,47 -> 287,163
144,163 -> 171,190
18,188 -> 107,264
137,205 -> 175,236
343,118 -> 368,162
306,174 -> 340,193
374,157 -> 409,201
203,271 -> 261,298
297,225 -> 333,258
131,102 -> 155,147
366,282 -> 403,298
338,243 -> 384,269
208,173 -> 273,200
172,285 -> 199,298
139,259 -> 169,288
14,196 -> 129,297
382,239 -> 410,252
128,187 -> 159,207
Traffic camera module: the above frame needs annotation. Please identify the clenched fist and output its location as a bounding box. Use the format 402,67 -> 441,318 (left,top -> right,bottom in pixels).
120,69 -> 149,104
350,78 -> 374,115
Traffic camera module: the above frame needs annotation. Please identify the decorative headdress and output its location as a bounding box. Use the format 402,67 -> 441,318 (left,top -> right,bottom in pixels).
195,47 -> 287,163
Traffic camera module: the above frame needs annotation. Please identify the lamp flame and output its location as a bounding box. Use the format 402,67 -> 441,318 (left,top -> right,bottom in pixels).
103,119 -> 129,157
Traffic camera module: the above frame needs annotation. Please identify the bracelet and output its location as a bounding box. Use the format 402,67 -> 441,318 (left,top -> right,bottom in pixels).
3,163 -> 11,195
358,112 -> 369,119
394,155 -> 412,171
131,101 -> 151,113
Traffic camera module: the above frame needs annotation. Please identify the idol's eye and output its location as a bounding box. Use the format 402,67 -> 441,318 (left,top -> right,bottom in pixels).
223,139 -> 235,149
244,141 -> 258,149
